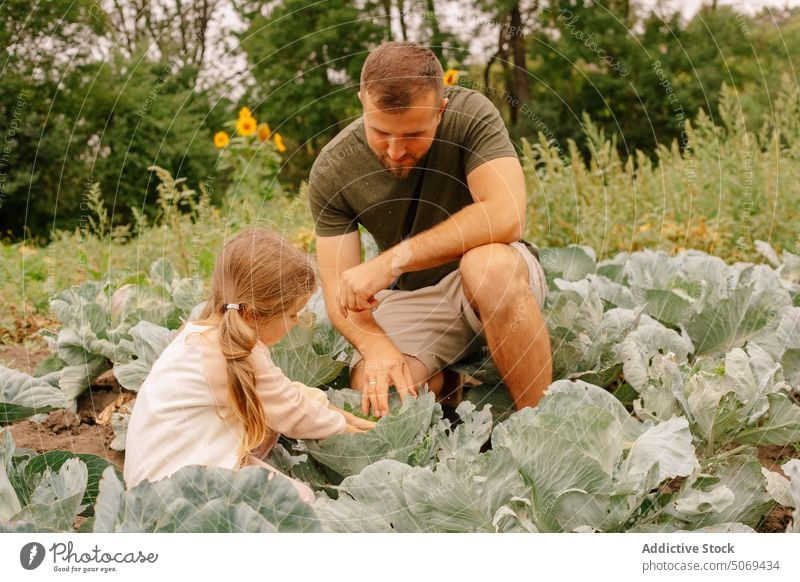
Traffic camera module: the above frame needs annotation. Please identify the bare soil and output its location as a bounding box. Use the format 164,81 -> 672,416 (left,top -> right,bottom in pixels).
4,370 -> 127,473
756,445 -> 798,533
757,444 -> 798,476
0,338 -> 51,375
0,308 -> 59,346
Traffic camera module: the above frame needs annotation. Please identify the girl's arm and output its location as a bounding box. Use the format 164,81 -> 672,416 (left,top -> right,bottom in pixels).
251,345 -> 347,439
293,383 -> 375,431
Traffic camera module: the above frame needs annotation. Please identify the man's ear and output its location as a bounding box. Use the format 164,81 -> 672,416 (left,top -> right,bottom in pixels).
357,90 -> 363,104
437,97 -> 449,121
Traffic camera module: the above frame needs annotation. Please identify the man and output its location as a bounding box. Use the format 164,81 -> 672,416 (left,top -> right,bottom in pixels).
309,41 -> 551,419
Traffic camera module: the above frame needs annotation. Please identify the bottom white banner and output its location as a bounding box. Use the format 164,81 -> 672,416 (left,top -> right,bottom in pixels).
1,533 -> 798,581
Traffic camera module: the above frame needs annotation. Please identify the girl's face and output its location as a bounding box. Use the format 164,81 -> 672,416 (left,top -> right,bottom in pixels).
252,294 -> 311,347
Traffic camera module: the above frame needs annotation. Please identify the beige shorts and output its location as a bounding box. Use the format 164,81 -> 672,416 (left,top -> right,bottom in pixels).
349,241 -> 547,377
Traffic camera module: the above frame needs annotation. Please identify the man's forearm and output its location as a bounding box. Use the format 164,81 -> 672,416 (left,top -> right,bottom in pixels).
323,287 -> 395,357
386,199 -> 523,277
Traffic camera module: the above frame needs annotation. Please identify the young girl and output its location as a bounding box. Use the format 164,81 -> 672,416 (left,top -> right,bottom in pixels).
123,227 -> 373,502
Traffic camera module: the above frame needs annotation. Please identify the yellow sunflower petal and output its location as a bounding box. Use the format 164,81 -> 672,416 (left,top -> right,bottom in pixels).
236,116 -> 257,137
257,123 -> 272,142
443,68 -> 459,86
214,131 -> 230,148
273,132 -> 286,153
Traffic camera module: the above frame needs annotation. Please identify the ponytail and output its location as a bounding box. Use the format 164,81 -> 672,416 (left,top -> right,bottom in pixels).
217,305 -> 275,463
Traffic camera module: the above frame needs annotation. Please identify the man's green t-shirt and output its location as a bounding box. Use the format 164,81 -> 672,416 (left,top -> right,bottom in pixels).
308,85 -> 518,291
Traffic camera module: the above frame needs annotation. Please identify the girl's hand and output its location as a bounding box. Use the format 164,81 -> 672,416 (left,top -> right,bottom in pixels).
329,404 -> 378,432
347,415 -> 377,431
344,422 -> 369,433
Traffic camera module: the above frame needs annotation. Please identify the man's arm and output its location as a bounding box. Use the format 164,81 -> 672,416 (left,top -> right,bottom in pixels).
339,156 -> 527,312
315,231 -> 416,416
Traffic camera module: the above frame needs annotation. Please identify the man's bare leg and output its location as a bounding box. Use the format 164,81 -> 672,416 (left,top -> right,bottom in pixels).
459,244 -> 552,409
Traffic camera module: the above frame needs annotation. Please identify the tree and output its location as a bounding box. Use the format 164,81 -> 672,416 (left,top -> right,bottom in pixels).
1,0 -> 108,239
101,0 -> 226,86
0,0 -> 228,239
235,0 -> 386,175
476,0 -> 539,126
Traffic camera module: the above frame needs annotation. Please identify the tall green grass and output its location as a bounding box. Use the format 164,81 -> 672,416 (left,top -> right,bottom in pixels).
521,77 -> 800,261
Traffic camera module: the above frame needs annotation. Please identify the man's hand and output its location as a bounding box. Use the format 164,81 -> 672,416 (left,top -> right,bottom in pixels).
337,252 -> 397,318
359,344 -> 418,418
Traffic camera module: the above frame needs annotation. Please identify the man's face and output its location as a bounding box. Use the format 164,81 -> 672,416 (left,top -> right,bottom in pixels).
360,88 -> 448,179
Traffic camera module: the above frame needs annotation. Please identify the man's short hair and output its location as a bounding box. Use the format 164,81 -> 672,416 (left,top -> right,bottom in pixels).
360,41 -> 444,110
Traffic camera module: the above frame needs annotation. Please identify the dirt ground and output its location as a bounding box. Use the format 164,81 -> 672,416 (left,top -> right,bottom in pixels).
0,339 -> 51,376
5,385 -> 127,473
756,445 -> 798,533
1,341 -> 126,472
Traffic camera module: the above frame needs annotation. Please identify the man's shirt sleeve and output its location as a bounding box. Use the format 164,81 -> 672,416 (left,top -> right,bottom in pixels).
459,91 -> 519,176
308,157 -> 359,237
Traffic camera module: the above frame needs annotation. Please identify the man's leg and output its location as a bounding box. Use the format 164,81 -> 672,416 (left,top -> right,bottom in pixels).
459,244 -> 552,409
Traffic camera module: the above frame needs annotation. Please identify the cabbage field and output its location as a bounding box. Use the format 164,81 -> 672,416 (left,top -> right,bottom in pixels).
2,242 -> 800,533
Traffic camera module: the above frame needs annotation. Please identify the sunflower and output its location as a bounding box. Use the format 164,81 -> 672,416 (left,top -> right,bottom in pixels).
443,68 -> 459,86
273,132 -> 286,153
213,131 -> 230,148
257,123 -> 271,142
236,115 -> 257,136
238,106 -> 252,120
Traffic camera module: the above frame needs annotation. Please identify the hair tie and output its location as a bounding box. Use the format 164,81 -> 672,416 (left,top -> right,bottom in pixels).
225,303 -> 241,311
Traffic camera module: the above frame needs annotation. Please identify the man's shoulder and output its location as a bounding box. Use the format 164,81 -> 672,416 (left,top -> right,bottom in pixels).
438,84 -> 504,141
311,117 -> 367,180
444,84 -> 498,114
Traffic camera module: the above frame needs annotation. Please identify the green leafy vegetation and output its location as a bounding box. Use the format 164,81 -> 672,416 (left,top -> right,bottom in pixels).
3,0 -> 800,534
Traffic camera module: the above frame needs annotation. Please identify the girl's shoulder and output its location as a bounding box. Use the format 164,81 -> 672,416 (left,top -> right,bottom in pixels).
182,320 -> 265,354
182,319 -> 219,344
178,319 -> 275,371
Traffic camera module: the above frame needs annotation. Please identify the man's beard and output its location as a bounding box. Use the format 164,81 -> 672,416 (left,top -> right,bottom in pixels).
373,148 -> 422,180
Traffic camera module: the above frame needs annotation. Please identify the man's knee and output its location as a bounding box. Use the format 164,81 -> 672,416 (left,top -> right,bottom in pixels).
460,244 -> 530,315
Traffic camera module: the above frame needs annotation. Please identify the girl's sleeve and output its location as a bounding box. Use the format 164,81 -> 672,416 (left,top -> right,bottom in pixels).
293,383 -> 329,405
251,344 -> 346,439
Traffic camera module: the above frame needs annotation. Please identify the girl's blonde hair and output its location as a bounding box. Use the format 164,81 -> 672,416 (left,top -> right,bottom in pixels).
196,227 -> 316,462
